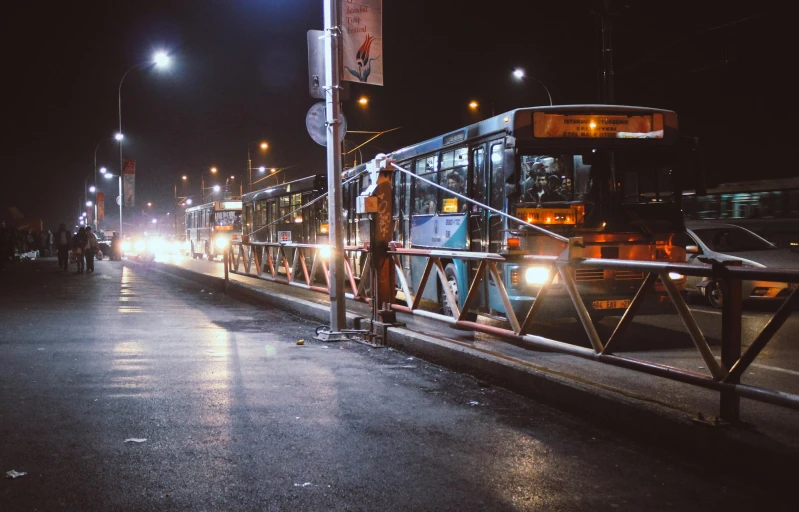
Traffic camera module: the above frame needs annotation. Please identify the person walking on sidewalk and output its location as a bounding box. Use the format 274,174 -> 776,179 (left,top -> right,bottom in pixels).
85,226 -> 99,273
73,227 -> 87,273
55,223 -> 71,271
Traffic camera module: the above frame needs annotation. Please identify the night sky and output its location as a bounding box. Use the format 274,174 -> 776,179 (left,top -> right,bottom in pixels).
2,0 -> 789,229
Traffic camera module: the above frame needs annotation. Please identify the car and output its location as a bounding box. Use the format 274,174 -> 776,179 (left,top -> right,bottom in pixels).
95,232 -> 111,259
684,221 -> 799,308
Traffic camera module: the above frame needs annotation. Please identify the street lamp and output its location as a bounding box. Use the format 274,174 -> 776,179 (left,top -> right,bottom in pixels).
358,96 -> 369,107
117,51 -> 171,216
512,68 -> 553,106
247,140 -> 268,192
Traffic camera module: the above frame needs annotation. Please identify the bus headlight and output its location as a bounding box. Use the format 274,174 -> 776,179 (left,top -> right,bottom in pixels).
525,266 -> 550,285
668,272 -> 684,281
319,245 -> 331,259
215,237 -> 228,249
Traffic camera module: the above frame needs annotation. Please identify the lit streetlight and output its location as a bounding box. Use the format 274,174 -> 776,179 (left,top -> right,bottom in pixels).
358,96 -> 369,106
117,50 -> 172,237
247,140 -> 269,192
512,68 -> 553,106
86,201 -> 93,207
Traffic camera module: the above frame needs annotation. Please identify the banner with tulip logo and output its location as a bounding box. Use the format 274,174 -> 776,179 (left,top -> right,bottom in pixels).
340,0 -> 382,86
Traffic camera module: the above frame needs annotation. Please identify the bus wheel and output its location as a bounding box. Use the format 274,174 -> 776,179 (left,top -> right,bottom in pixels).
706,280 -> 723,309
441,264 -> 477,323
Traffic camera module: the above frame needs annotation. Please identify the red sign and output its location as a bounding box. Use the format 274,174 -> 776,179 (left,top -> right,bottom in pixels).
97,192 -> 105,221
123,160 -> 135,174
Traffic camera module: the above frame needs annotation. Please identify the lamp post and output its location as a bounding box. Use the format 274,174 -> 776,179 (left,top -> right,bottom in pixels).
202,167 -> 219,203
117,51 -> 171,228
101,169 -> 123,237
512,68 -> 553,106
93,137 -> 114,231
247,141 -> 268,192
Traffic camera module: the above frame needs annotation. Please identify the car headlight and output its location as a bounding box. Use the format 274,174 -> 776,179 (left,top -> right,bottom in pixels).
215,237 -> 228,249
121,241 -> 131,252
134,240 -> 145,253
525,266 -> 551,285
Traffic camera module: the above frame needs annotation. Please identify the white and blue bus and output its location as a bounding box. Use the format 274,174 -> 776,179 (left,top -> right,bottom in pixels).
185,200 -> 243,259
243,105 -> 702,319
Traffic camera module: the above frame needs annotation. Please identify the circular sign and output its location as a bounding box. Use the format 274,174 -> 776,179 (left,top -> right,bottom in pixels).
116,195 -> 121,206
306,102 -> 347,147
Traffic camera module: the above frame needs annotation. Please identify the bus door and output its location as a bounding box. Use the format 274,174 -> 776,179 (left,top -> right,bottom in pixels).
487,140 -> 507,313
469,144 -> 487,309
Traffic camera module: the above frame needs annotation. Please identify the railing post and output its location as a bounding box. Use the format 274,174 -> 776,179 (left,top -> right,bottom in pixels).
720,260 -> 742,423
224,246 -> 230,292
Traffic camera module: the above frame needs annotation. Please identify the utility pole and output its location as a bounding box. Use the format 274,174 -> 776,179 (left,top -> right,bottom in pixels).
595,0 -> 617,104
324,0 -> 346,334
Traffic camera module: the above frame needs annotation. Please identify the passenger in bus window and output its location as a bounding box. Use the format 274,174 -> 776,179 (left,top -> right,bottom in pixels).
563,176 -> 573,197
541,174 -> 566,202
523,166 -> 548,203
446,172 -> 465,195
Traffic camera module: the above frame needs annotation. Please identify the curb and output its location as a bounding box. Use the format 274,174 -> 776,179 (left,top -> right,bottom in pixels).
127,260 -> 799,485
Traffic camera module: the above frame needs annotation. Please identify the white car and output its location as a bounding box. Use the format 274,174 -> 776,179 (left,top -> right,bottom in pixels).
685,221 -> 799,308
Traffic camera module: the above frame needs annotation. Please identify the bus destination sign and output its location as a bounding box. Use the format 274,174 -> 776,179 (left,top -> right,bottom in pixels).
533,113 -> 664,139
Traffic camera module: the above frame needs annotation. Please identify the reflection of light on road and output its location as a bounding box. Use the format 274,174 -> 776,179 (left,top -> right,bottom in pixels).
155,253 -> 186,265
110,340 -> 153,398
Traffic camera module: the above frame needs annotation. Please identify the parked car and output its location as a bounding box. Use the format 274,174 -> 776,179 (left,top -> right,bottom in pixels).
684,221 -> 799,308
95,232 -> 111,259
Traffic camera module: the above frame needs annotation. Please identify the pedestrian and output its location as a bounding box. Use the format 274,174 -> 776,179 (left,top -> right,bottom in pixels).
39,231 -> 48,256
55,223 -> 71,271
85,226 -> 98,273
47,230 -> 54,257
73,227 -> 87,273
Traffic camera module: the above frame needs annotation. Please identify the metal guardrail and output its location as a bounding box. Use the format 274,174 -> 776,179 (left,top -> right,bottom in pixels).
227,241 -> 370,301
226,240 -> 799,422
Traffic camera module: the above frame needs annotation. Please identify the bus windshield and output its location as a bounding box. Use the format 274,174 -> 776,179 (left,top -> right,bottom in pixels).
214,211 -> 242,230
518,149 -> 681,233
519,150 -> 675,206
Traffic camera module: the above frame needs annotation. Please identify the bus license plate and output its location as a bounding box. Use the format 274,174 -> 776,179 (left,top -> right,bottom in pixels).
592,300 -> 631,310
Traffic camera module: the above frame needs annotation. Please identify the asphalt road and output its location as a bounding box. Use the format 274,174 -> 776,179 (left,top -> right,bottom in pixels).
3,258 -> 792,511
162,254 -> 799,445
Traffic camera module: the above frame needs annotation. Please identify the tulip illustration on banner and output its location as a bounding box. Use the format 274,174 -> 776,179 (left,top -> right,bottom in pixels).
345,34 -> 378,83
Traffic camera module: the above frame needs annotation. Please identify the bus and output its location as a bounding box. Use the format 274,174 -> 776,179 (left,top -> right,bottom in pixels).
682,178 -> 799,251
185,200 -> 243,259
241,175 -> 329,245
242,105 -> 702,319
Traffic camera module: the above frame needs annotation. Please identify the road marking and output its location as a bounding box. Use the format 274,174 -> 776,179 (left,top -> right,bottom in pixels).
751,363 -> 799,377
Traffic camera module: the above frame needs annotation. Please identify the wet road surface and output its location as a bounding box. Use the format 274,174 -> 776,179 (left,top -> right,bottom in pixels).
0,258 -> 793,511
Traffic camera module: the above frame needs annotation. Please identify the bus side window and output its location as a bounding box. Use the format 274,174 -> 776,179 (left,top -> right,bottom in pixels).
439,147 -> 468,213
412,155 -> 438,215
